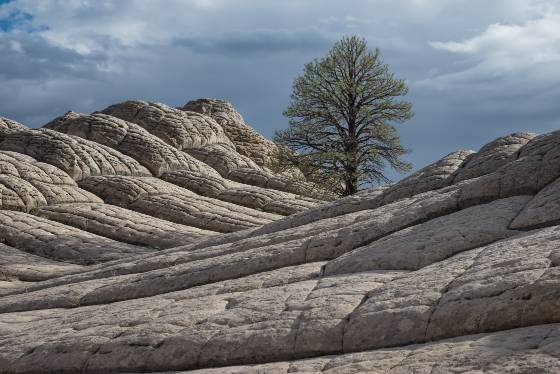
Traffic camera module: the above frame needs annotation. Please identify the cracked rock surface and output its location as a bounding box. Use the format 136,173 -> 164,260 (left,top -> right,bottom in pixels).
1,100 -> 560,373
182,98 -> 277,166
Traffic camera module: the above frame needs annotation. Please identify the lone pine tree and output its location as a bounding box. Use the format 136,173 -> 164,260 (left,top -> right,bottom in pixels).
274,35 -> 413,196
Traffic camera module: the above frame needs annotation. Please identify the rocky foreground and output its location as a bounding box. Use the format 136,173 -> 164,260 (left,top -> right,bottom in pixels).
1,99 -> 560,373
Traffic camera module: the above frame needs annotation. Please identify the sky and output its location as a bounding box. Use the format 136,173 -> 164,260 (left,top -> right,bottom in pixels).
0,0 -> 559,181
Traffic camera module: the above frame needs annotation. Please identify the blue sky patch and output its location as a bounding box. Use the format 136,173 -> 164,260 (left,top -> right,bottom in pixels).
0,8 -> 33,32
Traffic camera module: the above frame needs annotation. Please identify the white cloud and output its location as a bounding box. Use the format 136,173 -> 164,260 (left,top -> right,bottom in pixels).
424,11 -> 560,89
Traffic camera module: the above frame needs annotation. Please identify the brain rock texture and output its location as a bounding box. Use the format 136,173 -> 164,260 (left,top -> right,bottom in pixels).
1,99 -> 560,373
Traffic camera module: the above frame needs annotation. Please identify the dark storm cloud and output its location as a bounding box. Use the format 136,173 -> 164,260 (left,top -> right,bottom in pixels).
0,33 -> 107,80
174,29 -> 332,56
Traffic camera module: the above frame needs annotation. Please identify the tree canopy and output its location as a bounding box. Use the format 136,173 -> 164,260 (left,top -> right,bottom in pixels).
273,35 -> 413,196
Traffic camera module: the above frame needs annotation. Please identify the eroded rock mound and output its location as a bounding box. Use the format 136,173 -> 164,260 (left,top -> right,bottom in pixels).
0,121 -> 151,181
99,100 -> 234,150
0,150 -> 101,211
182,98 -> 277,166
1,100 -> 560,373
45,112 -> 220,178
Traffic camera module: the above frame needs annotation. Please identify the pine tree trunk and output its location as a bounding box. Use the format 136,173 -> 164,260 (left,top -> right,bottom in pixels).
343,162 -> 359,196
343,119 -> 359,196
344,178 -> 358,195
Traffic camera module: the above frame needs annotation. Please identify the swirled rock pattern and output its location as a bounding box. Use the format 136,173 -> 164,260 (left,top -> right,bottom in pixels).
43,112 -> 321,215
0,151 -> 101,211
182,98 -> 277,166
36,203 -> 213,249
160,170 -> 319,215
44,112 -> 220,178
0,118 -> 26,135
2,101 -> 560,373
0,123 -> 150,181
99,100 -> 234,150
0,211 -> 149,265
98,100 -> 321,199
78,175 -> 280,232
0,243 -> 84,283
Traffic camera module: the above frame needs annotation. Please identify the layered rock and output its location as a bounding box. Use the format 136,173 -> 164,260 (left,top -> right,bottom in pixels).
0,150 -> 101,211
182,98 -> 277,166
78,175 -> 280,232
0,243 -> 84,283
0,121 -> 150,181
452,132 -> 535,183
99,100 -> 234,149
99,100 -> 321,198
0,210 -> 149,265
43,112 -> 321,215
36,203 -> 212,249
1,100 -> 560,373
44,112 -> 220,178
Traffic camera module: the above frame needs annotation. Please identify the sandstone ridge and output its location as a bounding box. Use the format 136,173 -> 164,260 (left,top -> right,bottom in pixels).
1,100 -> 559,373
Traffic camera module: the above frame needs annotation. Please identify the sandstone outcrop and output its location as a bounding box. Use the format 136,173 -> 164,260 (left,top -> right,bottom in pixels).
0,150 -> 101,212
98,100 -> 320,198
1,100 -> 560,373
182,98 -> 277,166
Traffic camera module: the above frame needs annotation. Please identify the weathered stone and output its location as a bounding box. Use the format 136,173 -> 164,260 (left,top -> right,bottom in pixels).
228,167 -> 329,199
182,98 -> 277,166
0,127 -> 150,181
1,230 -> 559,372
79,175 -> 280,232
510,175 -> 560,230
12,183 -> 462,298
159,169 -> 231,197
249,186 -> 387,235
37,203 -> 213,248
425,226 -> 560,342
160,168 -> 320,215
0,210 -> 150,265
0,243 -> 84,282
1,105 -> 560,373
216,185 -> 319,215
0,187 -> 465,308
324,196 -> 529,274
453,132 -> 536,183
45,112 -> 221,178
186,143 -> 263,176
0,261 -> 326,315
98,100 -> 324,200
0,117 -> 26,135
381,150 -> 474,204
457,130 -> 560,207
343,249 -> 483,351
344,226 -> 560,352
187,324 -> 560,373
0,151 -> 101,211
0,174 -> 46,212
304,187 -> 462,262
99,100 -> 234,150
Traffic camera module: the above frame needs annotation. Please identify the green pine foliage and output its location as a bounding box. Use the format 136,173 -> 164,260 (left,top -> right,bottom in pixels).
273,35 -> 413,196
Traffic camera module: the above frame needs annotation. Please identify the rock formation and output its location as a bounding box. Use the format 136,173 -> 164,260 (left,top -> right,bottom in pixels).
1,99 -> 560,373
182,98 -> 277,167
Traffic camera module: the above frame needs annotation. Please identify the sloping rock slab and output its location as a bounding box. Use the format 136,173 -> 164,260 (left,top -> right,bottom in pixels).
0,210 -> 150,265
79,175 -> 280,232
37,203 -> 213,248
